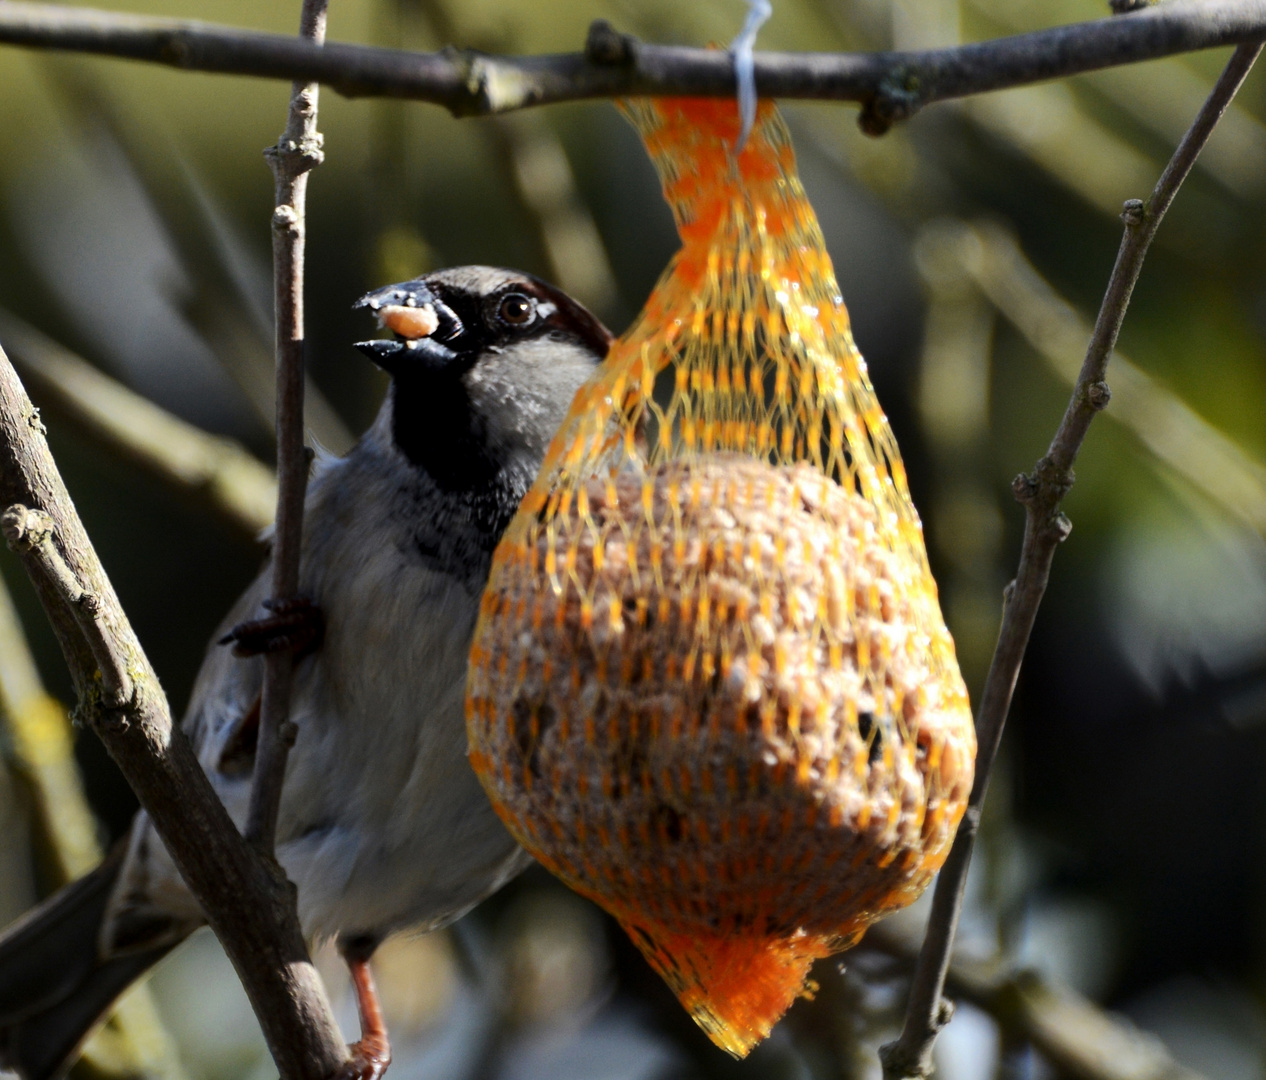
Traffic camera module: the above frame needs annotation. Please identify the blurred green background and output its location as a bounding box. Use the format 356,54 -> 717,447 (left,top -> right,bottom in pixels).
3,1 -> 1266,1078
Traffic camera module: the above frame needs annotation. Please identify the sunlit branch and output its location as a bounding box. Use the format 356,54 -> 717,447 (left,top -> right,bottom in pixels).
0,1 -> 1261,129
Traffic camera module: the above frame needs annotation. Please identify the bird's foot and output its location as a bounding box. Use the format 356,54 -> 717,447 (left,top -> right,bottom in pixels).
335,952 -> 392,1080
219,597 -> 324,658
334,1034 -> 391,1080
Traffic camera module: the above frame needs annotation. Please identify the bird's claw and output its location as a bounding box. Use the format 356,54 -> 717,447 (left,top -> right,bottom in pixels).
219,597 -> 325,658
333,1036 -> 391,1080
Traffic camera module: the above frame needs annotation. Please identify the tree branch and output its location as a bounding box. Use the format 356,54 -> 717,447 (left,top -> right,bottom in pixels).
0,341 -> 344,1077
244,0 -> 326,854
0,1 -> 1261,125
878,40 -> 1264,1080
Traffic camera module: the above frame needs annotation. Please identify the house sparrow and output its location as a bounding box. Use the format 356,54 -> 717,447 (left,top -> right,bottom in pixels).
0,266 -> 613,1080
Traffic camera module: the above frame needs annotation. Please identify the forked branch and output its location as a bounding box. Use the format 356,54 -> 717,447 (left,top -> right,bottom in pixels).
878,40 -> 1265,1080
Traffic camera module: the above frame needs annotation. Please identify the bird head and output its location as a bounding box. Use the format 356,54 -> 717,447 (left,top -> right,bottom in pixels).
355,267 -> 613,495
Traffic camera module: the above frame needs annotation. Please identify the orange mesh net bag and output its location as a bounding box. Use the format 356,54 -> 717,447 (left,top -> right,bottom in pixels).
466,98 -> 976,1057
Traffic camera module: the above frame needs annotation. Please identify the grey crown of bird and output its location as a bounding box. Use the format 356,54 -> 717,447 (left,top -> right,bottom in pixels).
0,266 -> 614,1080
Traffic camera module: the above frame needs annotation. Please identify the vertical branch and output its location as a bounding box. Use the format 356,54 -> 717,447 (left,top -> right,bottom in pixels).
879,40 -> 1264,1080
245,0 -> 328,852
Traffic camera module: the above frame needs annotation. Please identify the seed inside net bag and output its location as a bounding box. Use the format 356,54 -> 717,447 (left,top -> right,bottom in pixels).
467,98 -> 976,1057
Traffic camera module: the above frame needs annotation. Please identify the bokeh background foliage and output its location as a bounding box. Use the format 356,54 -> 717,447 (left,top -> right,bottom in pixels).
2,1 -> 1266,1078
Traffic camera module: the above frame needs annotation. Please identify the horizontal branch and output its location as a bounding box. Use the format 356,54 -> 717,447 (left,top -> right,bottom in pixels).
0,0 -> 1262,123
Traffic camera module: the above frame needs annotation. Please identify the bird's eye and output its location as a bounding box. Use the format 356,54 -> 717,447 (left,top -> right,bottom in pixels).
498,293 -> 536,327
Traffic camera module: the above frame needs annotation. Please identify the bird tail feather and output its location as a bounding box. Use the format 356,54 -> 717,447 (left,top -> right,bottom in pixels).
0,850 -> 175,1080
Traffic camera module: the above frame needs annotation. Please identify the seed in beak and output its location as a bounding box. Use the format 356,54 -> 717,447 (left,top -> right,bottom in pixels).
378,304 -> 439,339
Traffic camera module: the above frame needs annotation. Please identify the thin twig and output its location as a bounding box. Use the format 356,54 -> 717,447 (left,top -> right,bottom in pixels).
244,0 -> 327,854
878,40 -> 1264,1080
0,342 -> 346,1077
0,307 -> 276,540
0,1 -> 1261,125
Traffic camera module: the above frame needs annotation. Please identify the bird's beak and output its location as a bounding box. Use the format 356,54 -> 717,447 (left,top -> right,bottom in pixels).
353,279 -> 461,374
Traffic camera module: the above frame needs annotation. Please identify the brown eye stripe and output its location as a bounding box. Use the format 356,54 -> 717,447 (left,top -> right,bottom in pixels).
380,304 -> 440,339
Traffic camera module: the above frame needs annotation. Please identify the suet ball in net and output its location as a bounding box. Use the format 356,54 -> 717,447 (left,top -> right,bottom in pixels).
467,98 -> 976,1057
